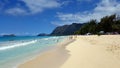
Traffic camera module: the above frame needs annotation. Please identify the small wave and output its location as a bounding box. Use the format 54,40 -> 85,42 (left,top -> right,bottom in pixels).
43,38 -> 49,40
42,37 -> 59,40
0,40 -> 37,51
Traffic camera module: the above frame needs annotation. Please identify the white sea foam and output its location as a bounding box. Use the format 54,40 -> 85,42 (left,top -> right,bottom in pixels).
43,38 -> 49,40
0,40 -> 37,50
42,37 -> 58,40
0,36 -> 66,68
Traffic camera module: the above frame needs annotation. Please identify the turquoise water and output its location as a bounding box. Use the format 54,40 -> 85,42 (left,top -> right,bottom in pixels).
0,36 -> 66,68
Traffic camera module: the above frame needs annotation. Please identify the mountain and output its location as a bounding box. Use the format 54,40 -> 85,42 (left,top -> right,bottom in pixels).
2,34 -> 16,37
50,23 -> 83,36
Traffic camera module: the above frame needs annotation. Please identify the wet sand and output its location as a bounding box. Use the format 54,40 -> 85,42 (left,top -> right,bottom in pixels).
19,38 -> 74,68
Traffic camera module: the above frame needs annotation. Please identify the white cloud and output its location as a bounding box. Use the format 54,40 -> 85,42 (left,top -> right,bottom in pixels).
5,0 -> 61,15
94,0 -> 120,14
51,22 -> 63,26
5,8 -> 27,15
61,1 -> 72,6
22,0 -> 60,14
53,0 -> 120,25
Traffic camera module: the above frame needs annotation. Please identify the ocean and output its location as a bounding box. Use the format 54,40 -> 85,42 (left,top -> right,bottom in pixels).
0,36 -> 66,68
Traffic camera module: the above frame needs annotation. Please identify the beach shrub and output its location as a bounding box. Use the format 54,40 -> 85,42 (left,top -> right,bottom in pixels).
75,14 -> 120,35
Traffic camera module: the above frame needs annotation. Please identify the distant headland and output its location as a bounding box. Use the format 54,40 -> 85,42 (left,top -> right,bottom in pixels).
2,34 -> 16,37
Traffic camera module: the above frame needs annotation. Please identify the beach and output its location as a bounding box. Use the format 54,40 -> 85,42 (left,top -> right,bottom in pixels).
19,35 -> 120,68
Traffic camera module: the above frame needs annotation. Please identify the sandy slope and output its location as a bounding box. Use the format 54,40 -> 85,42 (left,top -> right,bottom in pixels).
60,35 -> 120,68
19,35 -> 120,68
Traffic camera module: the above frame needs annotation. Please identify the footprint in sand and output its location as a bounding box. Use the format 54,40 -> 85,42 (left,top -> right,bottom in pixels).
106,44 -> 120,59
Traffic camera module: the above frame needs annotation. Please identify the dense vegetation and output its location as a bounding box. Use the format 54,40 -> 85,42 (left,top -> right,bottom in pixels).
75,14 -> 120,35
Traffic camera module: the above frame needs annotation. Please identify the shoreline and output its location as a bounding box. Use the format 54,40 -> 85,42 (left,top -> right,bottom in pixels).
19,35 -> 120,68
18,36 -> 75,68
61,35 -> 120,68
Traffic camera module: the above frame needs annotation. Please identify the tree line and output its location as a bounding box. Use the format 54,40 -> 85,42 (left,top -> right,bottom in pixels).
75,14 -> 120,35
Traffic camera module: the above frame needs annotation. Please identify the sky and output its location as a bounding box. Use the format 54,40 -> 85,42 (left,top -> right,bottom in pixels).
0,0 -> 120,35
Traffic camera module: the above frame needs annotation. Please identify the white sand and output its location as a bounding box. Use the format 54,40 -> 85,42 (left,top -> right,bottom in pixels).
19,35 -> 120,68
61,35 -> 120,68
